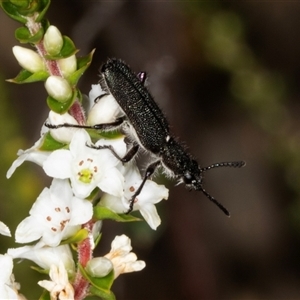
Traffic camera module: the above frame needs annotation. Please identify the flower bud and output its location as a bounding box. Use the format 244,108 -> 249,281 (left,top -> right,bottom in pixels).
87,93 -> 123,126
47,111 -> 79,143
12,46 -> 45,73
58,55 -> 77,77
44,26 -> 64,56
45,76 -> 72,102
86,257 -> 113,278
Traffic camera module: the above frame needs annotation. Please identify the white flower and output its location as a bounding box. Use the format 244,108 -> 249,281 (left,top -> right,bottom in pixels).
47,111 -> 79,144
6,129 -> 50,179
45,76 -> 72,102
44,25 -> 63,56
100,165 -> 168,230
104,235 -> 145,279
15,178 -> 93,247
8,245 -> 75,276
43,130 -> 124,199
38,261 -> 74,300
0,221 -> 11,237
86,257 -> 113,278
89,84 -> 106,102
12,46 -> 45,73
94,135 -> 127,166
87,85 -> 123,126
0,254 -> 22,299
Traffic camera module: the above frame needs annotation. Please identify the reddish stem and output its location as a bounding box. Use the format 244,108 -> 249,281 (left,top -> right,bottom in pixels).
69,101 -> 86,125
73,221 -> 95,300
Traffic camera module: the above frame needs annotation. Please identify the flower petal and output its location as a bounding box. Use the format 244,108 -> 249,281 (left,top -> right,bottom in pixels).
0,221 -> 11,237
8,245 -> 75,275
7,135 -> 50,178
43,149 -> 73,179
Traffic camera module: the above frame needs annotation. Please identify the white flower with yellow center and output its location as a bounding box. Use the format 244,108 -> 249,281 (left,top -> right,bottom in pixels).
43,130 -> 124,199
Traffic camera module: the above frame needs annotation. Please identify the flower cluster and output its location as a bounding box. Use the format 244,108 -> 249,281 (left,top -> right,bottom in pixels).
1,1 -> 168,299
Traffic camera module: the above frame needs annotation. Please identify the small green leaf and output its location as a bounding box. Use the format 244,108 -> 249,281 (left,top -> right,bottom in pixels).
15,26 -> 44,43
9,0 -> 29,9
85,187 -> 100,201
46,91 -> 75,114
96,131 -> 123,139
68,49 -> 95,86
61,228 -> 89,245
35,0 -> 51,22
89,285 -> 116,300
0,1 -> 27,23
79,263 -> 115,299
77,49 -> 95,69
39,131 -> 67,151
38,289 -> 51,300
8,69 -> 49,83
94,232 -> 102,248
31,265 -> 49,275
45,36 -> 78,60
76,89 -> 83,103
93,206 -> 141,222
89,130 -> 124,142
60,36 -> 78,57
2,0 -> 45,18
18,0 -> 41,15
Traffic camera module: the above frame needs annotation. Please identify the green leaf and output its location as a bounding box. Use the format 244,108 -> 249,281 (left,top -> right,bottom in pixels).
17,0 -> 41,15
8,69 -> 49,83
9,0 -> 29,9
85,187 -> 100,201
79,264 -> 115,299
15,26 -> 44,43
0,1 -> 27,23
38,289 -> 51,300
31,265 -> 49,275
46,91 -> 75,114
39,131 -> 67,151
94,232 -> 102,248
58,36 -> 78,57
89,285 -> 116,300
77,49 -> 95,69
88,130 -> 124,143
68,49 -> 95,86
35,0 -> 51,22
61,228 -> 89,245
76,88 -> 83,104
1,0 -> 49,21
45,36 -> 78,60
93,206 -> 141,222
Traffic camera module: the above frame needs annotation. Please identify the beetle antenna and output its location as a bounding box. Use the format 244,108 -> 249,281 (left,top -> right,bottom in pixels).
198,161 -> 245,216
201,161 -> 245,172
199,187 -> 230,217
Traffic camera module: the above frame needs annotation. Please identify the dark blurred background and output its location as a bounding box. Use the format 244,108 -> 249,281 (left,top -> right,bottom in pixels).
1,1 -> 300,299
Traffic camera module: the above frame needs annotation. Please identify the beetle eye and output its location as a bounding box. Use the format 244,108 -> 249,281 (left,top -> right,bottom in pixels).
183,172 -> 193,184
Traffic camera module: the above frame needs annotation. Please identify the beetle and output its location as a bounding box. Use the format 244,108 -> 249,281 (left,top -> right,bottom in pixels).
46,58 -> 245,216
